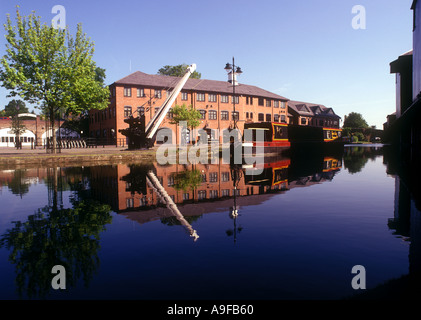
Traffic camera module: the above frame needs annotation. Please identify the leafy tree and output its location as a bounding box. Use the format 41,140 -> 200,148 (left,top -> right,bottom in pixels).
158,64 -> 201,79
0,8 -> 109,153
0,199 -> 112,299
170,104 -> 201,130
4,99 -> 29,116
172,169 -> 202,191
343,112 -> 369,128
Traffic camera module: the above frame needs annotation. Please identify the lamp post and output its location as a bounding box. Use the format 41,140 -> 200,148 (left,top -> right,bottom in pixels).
224,57 -> 243,130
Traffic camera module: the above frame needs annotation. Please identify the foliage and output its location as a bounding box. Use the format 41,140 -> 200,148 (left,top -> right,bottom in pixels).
158,64 -> 201,79
170,104 -> 201,129
0,199 -> 112,298
343,112 -> 369,128
0,8 -> 109,152
4,99 -> 29,116
172,169 -> 203,191
353,131 -> 365,142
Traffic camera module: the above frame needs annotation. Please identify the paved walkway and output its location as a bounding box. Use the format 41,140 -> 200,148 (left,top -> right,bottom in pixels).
0,145 -> 138,157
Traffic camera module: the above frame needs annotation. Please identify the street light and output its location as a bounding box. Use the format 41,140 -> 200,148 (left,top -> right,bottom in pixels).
224,57 -> 242,130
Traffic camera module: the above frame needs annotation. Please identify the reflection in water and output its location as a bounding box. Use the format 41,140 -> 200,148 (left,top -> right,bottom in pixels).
343,146 -> 383,174
0,167 -> 112,299
349,146 -> 421,299
2,146 -> 420,299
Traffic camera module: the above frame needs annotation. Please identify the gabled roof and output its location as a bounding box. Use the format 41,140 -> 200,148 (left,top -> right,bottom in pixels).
288,100 -> 340,118
114,71 -> 289,101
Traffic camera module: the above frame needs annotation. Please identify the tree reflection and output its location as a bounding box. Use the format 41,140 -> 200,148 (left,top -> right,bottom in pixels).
343,146 -> 382,174
7,169 -> 30,197
0,175 -> 112,299
172,169 -> 202,192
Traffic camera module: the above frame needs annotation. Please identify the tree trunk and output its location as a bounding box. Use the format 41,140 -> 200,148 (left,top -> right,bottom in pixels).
50,109 -> 56,154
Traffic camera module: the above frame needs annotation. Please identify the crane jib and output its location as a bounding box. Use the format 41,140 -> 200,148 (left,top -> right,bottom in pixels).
145,64 -> 196,140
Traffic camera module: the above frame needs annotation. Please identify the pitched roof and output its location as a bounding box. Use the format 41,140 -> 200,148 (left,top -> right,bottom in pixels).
114,71 -> 289,101
288,100 -> 340,118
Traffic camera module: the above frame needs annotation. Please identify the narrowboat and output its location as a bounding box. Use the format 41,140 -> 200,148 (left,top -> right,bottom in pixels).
242,122 -> 290,155
242,122 -> 343,155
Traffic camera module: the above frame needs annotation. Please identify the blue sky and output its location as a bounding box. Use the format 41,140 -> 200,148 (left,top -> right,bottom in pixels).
0,0 -> 414,128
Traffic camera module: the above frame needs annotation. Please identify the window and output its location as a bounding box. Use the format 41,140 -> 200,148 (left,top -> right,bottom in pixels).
246,96 -> 253,105
221,95 -> 229,103
221,172 -> 230,182
222,189 -> 230,197
168,176 -> 175,187
209,190 -> 218,199
181,92 -> 188,101
137,106 -> 145,116
124,106 -> 132,118
183,193 -> 190,201
209,172 -> 218,183
250,112 -> 253,119
167,108 -> 174,119
155,90 -> 161,98
124,87 -> 131,97
126,198 -> 134,208
274,100 -> 279,108
301,118 -> 307,125
274,114 -> 280,122
280,101 -> 286,109
281,115 -> 286,123
246,112 -> 249,118
258,113 -> 264,121
137,88 -> 145,98
266,114 -> 271,122
111,87 -> 116,97
197,93 -> 205,101
266,99 -> 272,107
208,94 -> 217,102
231,96 -> 239,104
208,110 -> 217,120
140,197 -> 146,207
232,111 -> 239,121
198,190 -> 206,200
221,111 -> 229,120
199,110 -> 206,120
201,174 -> 207,182
258,97 -> 264,106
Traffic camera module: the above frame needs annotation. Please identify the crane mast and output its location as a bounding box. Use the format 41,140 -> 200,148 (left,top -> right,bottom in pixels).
119,63 -> 196,149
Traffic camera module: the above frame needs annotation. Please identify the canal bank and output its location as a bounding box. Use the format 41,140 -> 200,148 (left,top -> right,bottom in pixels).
0,146 -> 157,169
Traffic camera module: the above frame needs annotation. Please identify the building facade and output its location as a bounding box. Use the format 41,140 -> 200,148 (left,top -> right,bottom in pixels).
287,100 -> 341,128
89,71 -> 290,145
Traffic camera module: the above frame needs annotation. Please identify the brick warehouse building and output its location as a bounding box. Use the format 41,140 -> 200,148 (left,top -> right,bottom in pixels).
88,71 -> 290,145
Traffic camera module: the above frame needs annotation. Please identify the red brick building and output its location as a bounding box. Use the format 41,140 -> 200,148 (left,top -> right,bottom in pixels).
89,71 -> 289,145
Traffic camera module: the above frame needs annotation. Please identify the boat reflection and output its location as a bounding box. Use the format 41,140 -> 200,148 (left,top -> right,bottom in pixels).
89,153 -> 342,242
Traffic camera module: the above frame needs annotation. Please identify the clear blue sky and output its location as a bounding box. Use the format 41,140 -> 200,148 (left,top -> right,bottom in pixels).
0,0 -> 413,128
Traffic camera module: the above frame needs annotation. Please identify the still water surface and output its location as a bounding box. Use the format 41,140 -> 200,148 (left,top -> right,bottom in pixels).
0,146 -> 418,299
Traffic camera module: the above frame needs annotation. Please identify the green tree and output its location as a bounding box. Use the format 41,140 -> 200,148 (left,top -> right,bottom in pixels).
158,64 -> 201,79
343,112 -> 369,128
170,104 -> 201,129
4,99 -> 29,117
172,169 -> 203,191
0,8 -> 109,153
0,199 -> 112,299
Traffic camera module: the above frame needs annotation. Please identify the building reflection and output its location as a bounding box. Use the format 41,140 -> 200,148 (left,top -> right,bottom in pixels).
89,153 -> 342,231
350,147 -> 421,299
0,167 -> 112,299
